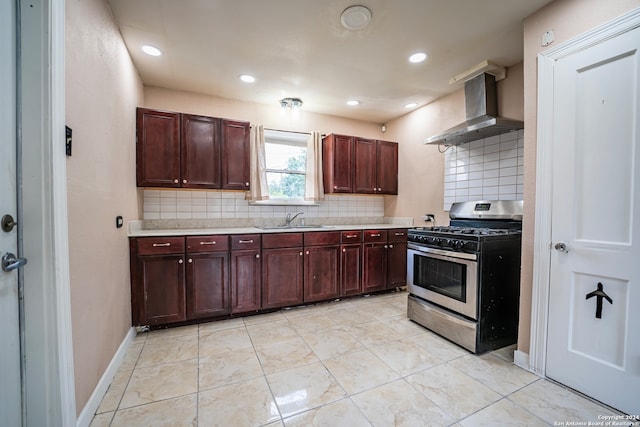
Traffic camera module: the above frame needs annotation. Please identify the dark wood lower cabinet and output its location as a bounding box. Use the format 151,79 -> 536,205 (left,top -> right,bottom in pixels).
186,251 -> 229,319
304,245 -> 339,302
136,254 -> 186,326
230,249 -> 261,313
262,247 -> 304,309
130,228 -> 407,327
362,242 -> 388,293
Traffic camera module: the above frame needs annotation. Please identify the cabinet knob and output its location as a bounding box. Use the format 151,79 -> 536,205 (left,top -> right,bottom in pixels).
299,252 -> 303,256
306,250 -> 310,255
255,254 -> 260,259
378,188 -> 381,192
183,179 -> 187,184
178,259 -> 183,264
174,179 -> 179,184
384,245 -> 388,249
188,258 -> 193,263
245,182 -> 250,187
342,248 -> 346,252
389,244 -> 394,248
334,185 -> 337,190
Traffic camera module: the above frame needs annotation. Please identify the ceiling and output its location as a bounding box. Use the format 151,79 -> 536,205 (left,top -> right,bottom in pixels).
106,0 -> 553,124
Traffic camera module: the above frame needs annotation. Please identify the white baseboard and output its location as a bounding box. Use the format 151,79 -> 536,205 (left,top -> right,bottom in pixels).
76,327 -> 137,427
514,349 -> 531,371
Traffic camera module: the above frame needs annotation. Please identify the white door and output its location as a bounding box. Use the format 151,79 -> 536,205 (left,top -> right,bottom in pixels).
0,1 -> 24,425
546,25 -> 640,414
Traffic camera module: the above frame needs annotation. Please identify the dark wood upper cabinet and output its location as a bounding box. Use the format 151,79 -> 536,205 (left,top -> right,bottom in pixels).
322,134 -> 353,193
354,137 -> 377,194
136,108 -> 250,190
136,108 -> 181,187
376,140 -> 399,195
221,120 -> 250,190
181,114 -> 221,188
323,133 -> 398,195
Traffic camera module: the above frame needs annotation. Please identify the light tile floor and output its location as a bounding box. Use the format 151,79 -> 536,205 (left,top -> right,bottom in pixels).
90,290 -> 624,427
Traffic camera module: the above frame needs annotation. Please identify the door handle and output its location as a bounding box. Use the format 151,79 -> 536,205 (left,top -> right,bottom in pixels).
2,252 -> 28,272
554,242 -> 568,252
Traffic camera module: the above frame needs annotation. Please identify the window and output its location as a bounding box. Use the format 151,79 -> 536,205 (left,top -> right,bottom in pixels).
264,130 -> 309,200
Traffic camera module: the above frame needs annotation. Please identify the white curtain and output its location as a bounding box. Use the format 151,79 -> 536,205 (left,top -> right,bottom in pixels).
246,124 -> 269,201
305,131 -> 325,201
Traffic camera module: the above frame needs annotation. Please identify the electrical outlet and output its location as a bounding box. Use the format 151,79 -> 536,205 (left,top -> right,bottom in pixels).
422,214 -> 435,222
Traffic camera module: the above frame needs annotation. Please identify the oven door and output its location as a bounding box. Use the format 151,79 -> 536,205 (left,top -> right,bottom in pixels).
407,244 -> 478,320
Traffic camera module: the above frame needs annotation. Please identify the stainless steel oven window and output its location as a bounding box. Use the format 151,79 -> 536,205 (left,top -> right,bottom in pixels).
407,247 -> 478,320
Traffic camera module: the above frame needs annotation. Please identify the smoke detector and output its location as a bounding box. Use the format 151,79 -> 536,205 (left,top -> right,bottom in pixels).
340,5 -> 372,30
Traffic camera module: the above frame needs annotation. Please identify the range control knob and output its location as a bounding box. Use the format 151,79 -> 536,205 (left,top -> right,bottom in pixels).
452,240 -> 465,250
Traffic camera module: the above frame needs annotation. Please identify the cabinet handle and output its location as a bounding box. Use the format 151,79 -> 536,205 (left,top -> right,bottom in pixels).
173,179 -> 179,184
182,179 -> 187,184
345,234 -> 358,238
188,258 -> 193,263
394,232 -> 405,236
238,239 -> 254,244
370,233 -> 381,237
255,254 -> 260,259
199,241 -> 217,245
178,259 -> 183,264
152,243 -> 171,247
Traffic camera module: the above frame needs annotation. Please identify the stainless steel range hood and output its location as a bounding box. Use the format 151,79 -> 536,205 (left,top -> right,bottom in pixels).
424,73 -> 523,146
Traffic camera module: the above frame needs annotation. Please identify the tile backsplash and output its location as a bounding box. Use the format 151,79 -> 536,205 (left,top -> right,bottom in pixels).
443,130 -> 524,211
142,190 -> 385,221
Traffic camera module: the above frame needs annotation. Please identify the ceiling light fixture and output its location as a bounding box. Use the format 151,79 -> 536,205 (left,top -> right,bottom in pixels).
280,97 -> 303,119
409,52 -> 427,63
239,74 -> 255,83
340,5 -> 372,30
346,100 -> 360,106
404,102 -> 418,109
142,45 -> 162,57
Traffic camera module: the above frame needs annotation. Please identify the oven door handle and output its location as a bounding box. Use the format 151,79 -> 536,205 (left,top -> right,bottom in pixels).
407,243 -> 477,261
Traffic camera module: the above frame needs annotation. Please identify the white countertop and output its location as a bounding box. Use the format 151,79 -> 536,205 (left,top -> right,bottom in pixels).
128,223 -> 409,237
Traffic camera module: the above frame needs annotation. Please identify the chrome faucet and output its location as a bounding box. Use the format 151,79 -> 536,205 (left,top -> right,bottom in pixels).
285,212 -> 304,227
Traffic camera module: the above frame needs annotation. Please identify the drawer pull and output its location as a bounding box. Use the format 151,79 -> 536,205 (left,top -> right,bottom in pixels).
370,233 -> 381,237
345,234 -> 358,238
238,239 -> 254,244
199,241 -> 217,245
394,232 -> 405,236
152,243 -> 171,247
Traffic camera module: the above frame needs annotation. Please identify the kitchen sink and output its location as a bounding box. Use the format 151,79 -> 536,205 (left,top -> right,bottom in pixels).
256,225 -> 334,230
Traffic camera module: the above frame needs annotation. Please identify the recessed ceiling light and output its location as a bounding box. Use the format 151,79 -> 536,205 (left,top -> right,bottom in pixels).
239,74 -> 255,83
409,52 -> 427,63
346,100 -> 360,106
340,5 -> 372,30
142,45 -> 162,57
404,102 -> 418,109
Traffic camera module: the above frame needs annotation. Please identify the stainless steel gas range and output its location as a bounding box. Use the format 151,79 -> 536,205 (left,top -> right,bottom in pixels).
407,200 -> 523,354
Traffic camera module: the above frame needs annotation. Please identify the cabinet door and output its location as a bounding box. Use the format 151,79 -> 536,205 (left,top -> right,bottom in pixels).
387,241 -> 407,288
262,247 -> 303,309
137,254 -> 186,325
354,137 -> 377,193
304,245 -> 339,302
322,134 -> 353,193
341,244 -> 362,296
222,120 -> 250,190
230,249 -> 261,313
186,251 -> 229,319
376,140 -> 398,194
181,114 -> 221,188
362,243 -> 387,293
136,108 -> 181,187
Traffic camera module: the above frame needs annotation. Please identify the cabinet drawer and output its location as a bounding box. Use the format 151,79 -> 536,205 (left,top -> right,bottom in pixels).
186,235 -> 229,252
363,230 -> 388,243
262,233 -> 303,249
304,231 -> 340,246
388,229 -> 408,242
135,236 -> 185,255
231,234 -> 261,251
340,230 -> 363,243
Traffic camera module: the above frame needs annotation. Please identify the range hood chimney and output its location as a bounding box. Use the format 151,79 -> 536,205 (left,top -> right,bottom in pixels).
424,72 -> 523,146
